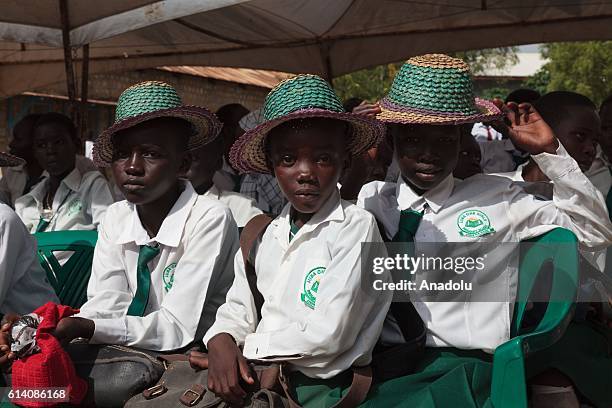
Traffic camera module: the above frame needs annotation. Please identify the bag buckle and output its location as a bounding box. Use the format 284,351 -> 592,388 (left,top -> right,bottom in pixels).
143,383 -> 167,399
180,388 -> 203,406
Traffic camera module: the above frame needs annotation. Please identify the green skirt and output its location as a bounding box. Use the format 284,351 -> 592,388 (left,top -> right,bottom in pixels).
293,349 -> 494,408
293,323 -> 611,407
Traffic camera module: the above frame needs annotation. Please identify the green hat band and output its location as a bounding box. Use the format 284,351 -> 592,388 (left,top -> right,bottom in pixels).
114,81 -> 183,123
263,74 -> 345,121
387,57 -> 479,115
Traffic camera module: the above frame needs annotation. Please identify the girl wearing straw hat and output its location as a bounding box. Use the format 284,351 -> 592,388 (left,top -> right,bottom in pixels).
357,54 -> 612,406
200,74 -> 392,406
0,151 -> 58,319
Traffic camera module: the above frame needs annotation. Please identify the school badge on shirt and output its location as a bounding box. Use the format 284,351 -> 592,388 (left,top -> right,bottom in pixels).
67,199 -> 83,217
301,266 -> 326,310
457,209 -> 495,237
163,263 -> 176,292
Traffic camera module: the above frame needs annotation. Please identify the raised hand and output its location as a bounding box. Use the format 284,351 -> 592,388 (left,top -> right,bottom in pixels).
352,101 -> 381,118
504,102 -> 559,155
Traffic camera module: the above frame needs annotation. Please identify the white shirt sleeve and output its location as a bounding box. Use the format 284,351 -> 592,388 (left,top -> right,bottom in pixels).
0,215 -> 19,307
85,174 -> 114,228
203,250 -> 259,346
83,206 -> 239,351
508,143 -> 612,251
242,217 -> 391,363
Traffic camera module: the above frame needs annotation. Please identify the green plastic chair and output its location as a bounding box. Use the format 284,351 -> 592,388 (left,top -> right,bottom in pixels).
490,227 -> 579,407
34,230 -> 98,308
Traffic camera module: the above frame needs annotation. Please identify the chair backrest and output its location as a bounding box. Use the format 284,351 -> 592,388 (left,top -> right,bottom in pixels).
511,227 -> 579,338
34,230 -> 98,308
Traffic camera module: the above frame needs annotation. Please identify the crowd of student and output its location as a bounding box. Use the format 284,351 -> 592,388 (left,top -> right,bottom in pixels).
0,53 -> 610,407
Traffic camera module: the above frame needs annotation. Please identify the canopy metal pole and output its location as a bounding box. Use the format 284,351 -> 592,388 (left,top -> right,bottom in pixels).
59,0 -> 77,116
79,44 -> 90,145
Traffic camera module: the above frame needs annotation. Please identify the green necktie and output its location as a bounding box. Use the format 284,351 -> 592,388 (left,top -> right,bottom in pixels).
607,167 -> 612,222
392,209 -> 424,242
35,218 -> 50,233
127,244 -> 161,317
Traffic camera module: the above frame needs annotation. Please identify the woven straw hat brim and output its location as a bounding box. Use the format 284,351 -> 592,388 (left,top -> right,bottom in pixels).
0,152 -> 25,167
230,108 -> 385,174
93,106 -> 221,167
378,97 -> 501,125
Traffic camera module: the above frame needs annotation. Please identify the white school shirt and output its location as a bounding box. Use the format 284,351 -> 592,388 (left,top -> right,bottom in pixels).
203,185 -> 262,228
0,155 -> 98,207
15,162 -> 113,233
77,183 -> 238,351
0,203 -> 58,315
479,139 -> 523,174
204,191 -> 392,379
358,144 -> 612,351
586,148 -> 611,198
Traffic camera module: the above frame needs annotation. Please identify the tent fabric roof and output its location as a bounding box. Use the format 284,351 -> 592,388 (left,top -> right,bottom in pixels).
1,0 -> 611,98
157,66 -> 292,89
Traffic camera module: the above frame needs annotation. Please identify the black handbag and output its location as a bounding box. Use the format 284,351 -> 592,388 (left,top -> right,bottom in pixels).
65,343 -> 166,407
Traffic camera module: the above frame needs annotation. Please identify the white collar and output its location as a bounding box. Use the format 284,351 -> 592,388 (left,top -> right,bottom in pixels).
395,174 -> 454,214
27,167 -> 82,204
203,184 -> 222,200
116,182 -> 198,247
272,189 -> 344,248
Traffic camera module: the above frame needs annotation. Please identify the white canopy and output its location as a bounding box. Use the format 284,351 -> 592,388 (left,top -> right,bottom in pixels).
1,0 -> 612,98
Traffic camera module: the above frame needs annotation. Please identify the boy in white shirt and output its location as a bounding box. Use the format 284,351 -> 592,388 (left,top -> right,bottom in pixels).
0,151 -> 58,319
0,114 -> 43,206
188,130 -> 262,228
198,75 -> 391,406
17,81 -> 239,352
14,113 -> 114,232
357,54 -> 612,406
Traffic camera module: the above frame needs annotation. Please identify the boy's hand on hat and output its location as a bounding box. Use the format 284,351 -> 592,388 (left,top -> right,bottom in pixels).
207,333 -> 254,405
504,102 -> 559,155
352,101 -> 381,118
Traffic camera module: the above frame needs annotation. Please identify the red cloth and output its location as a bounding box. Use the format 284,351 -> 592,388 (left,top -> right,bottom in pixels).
11,302 -> 88,407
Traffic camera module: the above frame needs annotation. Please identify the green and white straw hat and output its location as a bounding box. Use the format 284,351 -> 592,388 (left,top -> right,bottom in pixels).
0,152 -> 25,167
230,74 -> 385,174
378,54 -> 502,125
93,81 -> 221,166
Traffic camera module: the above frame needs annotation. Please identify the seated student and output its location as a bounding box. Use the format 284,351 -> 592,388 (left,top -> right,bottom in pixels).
358,54 -> 612,406
213,103 -> 250,192
197,75 -> 391,406
188,128 -> 262,228
0,151 -> 58,317
0,114 -> 43,206
14,113 -> 113,232
587,95 -> 612,213
0,81 -> 239,354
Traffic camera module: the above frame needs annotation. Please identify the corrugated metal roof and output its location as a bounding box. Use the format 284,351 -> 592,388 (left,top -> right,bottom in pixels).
157,66 -> 293,89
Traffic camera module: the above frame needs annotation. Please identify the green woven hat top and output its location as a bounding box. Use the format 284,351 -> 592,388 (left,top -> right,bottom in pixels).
114,81 -> 183,122
93,81 -> 221,167
263,74 -> 345,120
379,54 -> 501,125
230,74 -> 385,174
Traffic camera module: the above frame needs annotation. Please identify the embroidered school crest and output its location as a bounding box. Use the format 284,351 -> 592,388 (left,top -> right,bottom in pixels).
457,209 -> 495,238
67,199 -> 83,217
163,263 -> 176,292
300,266 -> 326,310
